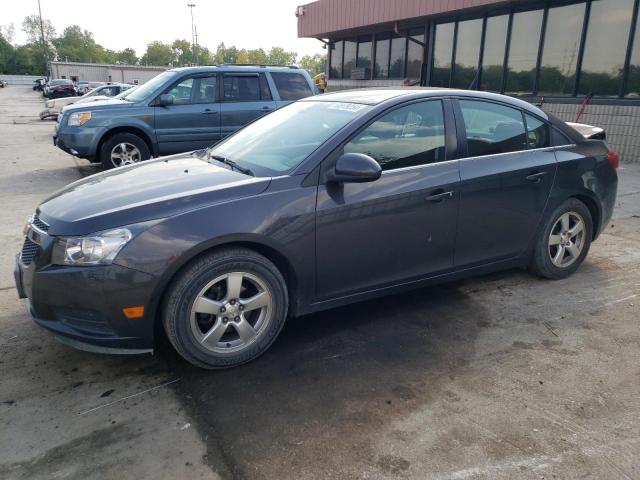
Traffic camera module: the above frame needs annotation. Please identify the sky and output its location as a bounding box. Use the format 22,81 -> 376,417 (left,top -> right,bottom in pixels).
2,0 -> 324,59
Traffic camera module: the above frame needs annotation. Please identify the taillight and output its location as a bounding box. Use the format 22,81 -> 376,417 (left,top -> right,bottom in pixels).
607,150 -> 620,170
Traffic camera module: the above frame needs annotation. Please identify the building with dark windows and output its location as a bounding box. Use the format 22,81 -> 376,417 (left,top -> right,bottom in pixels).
297,0 -> 640,162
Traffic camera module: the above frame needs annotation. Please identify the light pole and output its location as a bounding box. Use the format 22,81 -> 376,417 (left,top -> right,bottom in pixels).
187,3 -> 196,66
37,0 -> 48,76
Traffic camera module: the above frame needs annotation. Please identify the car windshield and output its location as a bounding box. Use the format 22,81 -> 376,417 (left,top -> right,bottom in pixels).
125,71 -> 174,103
114,86 -> 136,100
208,101 -> 369,177
50,79 -> 70,86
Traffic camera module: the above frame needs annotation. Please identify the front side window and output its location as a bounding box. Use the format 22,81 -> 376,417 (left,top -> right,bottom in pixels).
223,75 -> 260,102
344,101 -> 446,171
524,113 -> 550,149
167,78 -> 194,104
459,100 -> 526,157
271,72 -> 312,101
165,75 -> 217,104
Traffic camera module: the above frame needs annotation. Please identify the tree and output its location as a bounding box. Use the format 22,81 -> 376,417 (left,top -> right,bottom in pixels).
0,23 -> 15,44
0,33 -> 16,73
172,39 -> 192,66
267,47 -> 297,66
140,41 -> 174,66
53,25 -> 104,63
115,48 -> 138,65
300,53 -> 326,76
22,15 -> 55,46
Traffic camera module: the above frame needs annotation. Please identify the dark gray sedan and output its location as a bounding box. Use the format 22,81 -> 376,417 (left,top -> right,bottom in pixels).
15,88 -> 618,368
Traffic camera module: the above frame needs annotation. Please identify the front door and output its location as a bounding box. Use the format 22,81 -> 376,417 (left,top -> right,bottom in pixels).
315,99 -> 460,299
219,73 -> 277,139
454,99 -> 557,267
155,74 -> 221,155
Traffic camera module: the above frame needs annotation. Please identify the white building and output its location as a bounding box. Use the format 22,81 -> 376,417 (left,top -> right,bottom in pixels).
48,61 -> 168,84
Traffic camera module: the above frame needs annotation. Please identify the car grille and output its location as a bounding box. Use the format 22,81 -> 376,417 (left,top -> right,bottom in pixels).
21,238 -> 40,265
32,213 -> 50,232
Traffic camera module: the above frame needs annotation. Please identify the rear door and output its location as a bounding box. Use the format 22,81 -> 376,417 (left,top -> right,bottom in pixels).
154,74 -> 220,155
454,99 -> 557,267
315,99 -> 460,299
219,73 -> 277,139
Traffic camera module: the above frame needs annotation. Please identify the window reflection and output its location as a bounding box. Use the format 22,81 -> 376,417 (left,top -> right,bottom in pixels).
579,0 -> 634,96
343,39 -> 357,79
459,100 -> 526,156
626,5 -> 640,97
406,29 -> 424,80
453,18 -> 482,89
506,10 -> 543,94
390,36 -> 406,79
538,3 -> 585,95
431,23 -> 455,87
374,35 -> 390,79
481,15 -> 509,92
330,41 -> 343,79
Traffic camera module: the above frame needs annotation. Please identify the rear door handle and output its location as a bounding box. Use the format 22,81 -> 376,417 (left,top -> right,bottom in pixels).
426,190 -> 454,202
201,109 -> 218,115
526,171 -> 547,182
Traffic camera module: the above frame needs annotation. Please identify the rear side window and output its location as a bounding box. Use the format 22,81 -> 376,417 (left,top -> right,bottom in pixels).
223,75 -> 261,102
551,127 -> 571,146
524,113 -> 550,149
271,72 -> 313,101
459,100 -> 527,157
344,100 -> 446,171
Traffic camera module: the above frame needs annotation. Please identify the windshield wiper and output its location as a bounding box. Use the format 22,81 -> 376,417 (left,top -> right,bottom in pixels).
208,153 -> 254,176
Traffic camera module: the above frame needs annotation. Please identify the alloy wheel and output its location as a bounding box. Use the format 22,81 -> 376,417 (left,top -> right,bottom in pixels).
110,142 -> 142,167
548,211 -> 586,268
189,272 -> 273,355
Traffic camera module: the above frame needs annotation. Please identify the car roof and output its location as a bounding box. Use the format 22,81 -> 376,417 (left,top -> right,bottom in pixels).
303,87 -> 547,118
167,65 -> 305,74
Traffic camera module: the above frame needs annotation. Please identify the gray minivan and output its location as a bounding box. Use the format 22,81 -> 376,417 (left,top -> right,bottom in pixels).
54,65 -> 317,169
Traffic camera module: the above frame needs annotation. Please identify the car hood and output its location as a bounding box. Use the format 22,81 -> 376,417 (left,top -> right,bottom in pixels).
37,153 -> 271,236
49,96 -> 78,108
62,99 -> 133,113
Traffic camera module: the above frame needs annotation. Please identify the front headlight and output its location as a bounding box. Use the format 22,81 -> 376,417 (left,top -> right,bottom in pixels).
68,111 -> 92,126
52,228 -> 132,266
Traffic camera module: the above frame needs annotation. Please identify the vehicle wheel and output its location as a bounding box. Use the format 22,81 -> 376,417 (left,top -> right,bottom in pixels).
100,132 -> 150,169
530,198 -> 592,280
163,248 -> 289,369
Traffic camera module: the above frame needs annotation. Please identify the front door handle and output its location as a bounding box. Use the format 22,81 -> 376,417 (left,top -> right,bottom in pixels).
526,171 -> 547,183
262,107 -> 273,112
201,109 -> 218,115
426,190 -> 454,203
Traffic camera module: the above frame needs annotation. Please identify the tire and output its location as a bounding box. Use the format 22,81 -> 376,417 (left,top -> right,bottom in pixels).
162,248 -> 289,369
99,132 -> 151,170
530,198 -> 593,280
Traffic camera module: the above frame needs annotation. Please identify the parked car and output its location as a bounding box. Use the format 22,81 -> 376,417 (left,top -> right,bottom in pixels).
44,79 -> 76,99
84,81 -> 106,94
33,79 -> 46,91
16,88 -> 618,369
41,83 -> 133,119
566,121 -> 606,140
75,81 -> 89,95
53,65 -> 316,169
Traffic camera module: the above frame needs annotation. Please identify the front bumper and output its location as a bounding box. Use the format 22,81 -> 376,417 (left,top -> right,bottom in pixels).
54,125 -> 105,159
14,252 -> 158,353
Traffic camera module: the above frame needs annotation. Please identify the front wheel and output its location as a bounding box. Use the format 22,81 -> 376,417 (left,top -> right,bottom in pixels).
100,132 -> 151,169
530,198 -> 593,279
163,248 -> 289,369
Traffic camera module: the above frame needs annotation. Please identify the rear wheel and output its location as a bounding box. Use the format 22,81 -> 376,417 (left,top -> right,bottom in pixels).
162,248 -> 289,369
100,132 -> 150,169
530,198 -> 592,279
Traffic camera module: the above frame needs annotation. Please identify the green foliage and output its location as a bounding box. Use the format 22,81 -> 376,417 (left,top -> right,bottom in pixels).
299,53 -> 326,76
140,41 -> 174,66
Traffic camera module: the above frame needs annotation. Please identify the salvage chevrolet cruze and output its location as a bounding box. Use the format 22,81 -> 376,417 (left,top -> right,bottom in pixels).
15,89 -> 618,368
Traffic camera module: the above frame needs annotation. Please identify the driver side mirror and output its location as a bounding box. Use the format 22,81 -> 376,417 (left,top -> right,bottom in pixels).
326,153 -> 382,184
158,94 -> 174,106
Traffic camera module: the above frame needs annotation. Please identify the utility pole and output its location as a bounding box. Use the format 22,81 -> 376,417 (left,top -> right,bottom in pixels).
37,0 -> 48,77
194,25 -> 199,66
187,3 -> 196,66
